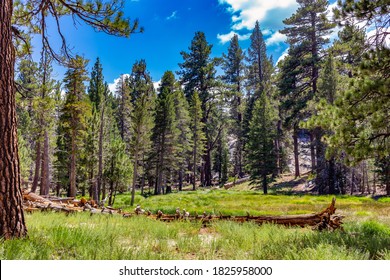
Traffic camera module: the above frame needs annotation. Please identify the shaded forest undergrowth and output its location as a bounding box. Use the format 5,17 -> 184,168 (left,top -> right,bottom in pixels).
1,180 -> 390,260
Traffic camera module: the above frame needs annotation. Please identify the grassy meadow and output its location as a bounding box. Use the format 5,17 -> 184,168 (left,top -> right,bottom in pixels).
1,188 -> 390,260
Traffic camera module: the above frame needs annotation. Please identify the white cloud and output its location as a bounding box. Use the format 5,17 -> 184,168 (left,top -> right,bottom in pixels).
262,29 -> 272,36
276,47 -> 289,65
108,74 -> 130,94
217,31 -> 251,44
153,80 -> 161,91
218,0 -> 297,31
166,11 -> 178,20
265,32 -> 287,46
108,75 -> 161,95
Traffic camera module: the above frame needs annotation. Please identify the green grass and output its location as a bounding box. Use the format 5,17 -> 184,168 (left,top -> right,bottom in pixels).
1,189 -> 390,260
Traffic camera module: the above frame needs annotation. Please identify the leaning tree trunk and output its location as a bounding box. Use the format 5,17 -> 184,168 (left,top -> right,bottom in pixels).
0,0 -> 28,239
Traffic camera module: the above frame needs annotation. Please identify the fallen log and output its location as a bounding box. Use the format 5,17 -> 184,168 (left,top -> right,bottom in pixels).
150,198 -> 343,230
42,196 -> 75,204
22,192 -> 343,230
23,191 -> 51,203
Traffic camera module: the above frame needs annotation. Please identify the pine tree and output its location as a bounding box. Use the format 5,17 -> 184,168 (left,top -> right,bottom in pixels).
213,128 -> 229,186
304,53 -> 340,193
104,94 -> 132,205
330,0 -> 390,168
279,0 -> 335,181
116,74 -> 132,146
152,71 -> 180,194
37,50 -> 56,196
189,92 -> 206,190
60,56 -> 91,197
243,21 -> 273,154
83,106 -> 99,197
308,1 -> 389,194
172,89 -> 192,191
246,90 -> 278,194
222,34 -> 246,177
177,31 -> 220,187
246,21 -> 270,97
1,0 -> 141,239
88,57 -> 110,201
129,60 -> 155,205
15,58 -> 39,191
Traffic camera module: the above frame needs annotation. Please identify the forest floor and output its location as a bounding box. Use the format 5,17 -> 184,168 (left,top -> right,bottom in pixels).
2,178 -> 390,260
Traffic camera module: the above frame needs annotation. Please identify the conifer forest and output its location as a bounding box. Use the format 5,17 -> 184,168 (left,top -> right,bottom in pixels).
0,0 -> 389,250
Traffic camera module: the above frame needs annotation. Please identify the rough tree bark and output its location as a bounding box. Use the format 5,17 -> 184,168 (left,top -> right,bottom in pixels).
0,0 -> 28,239
69,129 -> 77,197
130,144 -> 139,206
293,124 -> 300,178
275,119 -> 282,176
40,131 -> 50,195
31,141 -> 42,193
203,142 -> 212,187
97,103 -> 105,201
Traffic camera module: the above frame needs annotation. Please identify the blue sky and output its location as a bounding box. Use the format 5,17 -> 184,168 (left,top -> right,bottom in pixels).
32,0 -> 338,91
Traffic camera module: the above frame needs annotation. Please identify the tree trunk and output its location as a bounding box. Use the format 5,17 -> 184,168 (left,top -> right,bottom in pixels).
275,119 -> 282,176
310,130 -> 316,173
293,125 -> 300,178
155,134 -> 165,195
31,141 -> 42,193
361,162 -> 366,194
97,104 -> 105,202
178,169 -> 183,191
166,170 -> 172,194
102,180 -> 106,202
236,90 -> 244,178
130,147 -> 139,206
0,0 -> 28,239
204,144 -> 212,186
262,172 -> 268,195
108,180 -> 114,206
40,130 -> 50,196
384,157 -> 390,195
69,130 -> 77,197
328,157 -> 335,194
316,128 -> 325,194
193,136 -> 197,191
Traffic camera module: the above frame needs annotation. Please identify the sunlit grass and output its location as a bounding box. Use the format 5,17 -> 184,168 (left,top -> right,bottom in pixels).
1,211 -> 389,260
1,188 -> 389,260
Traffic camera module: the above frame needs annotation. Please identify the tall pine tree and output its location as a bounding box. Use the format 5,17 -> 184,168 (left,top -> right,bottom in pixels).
222,34 -> 246,178
88,57 -> 110,201
129,60 -> 155,205
279,0 -> 335,187
189,91 -> 206,190
246,90 -> 278,194
60,56 -> 91,197
178,31 -> 220,187
152,71 -> 179,194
